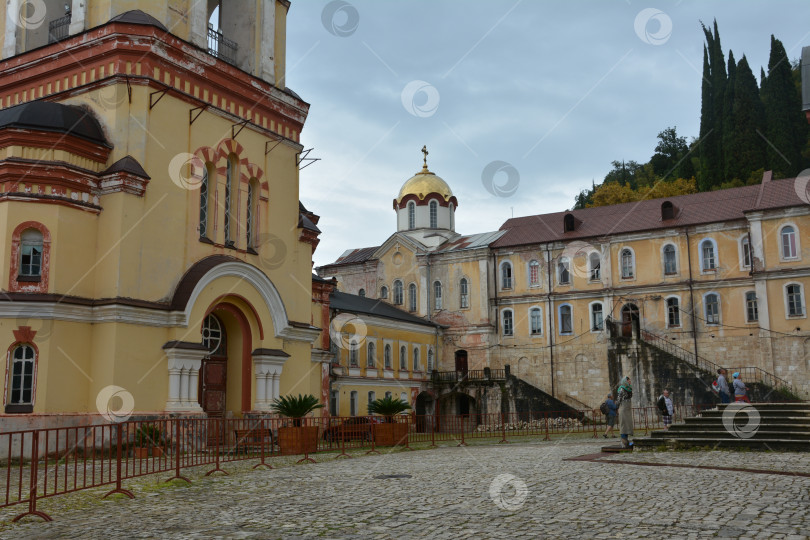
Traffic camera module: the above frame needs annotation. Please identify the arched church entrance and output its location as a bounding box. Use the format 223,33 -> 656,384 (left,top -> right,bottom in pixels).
621,303 -> 640,338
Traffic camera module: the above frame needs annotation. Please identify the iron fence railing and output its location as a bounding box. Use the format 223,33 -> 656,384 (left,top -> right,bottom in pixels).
207,27 -> 238,65
48,13 -> 71,43
431,368 -> 507,384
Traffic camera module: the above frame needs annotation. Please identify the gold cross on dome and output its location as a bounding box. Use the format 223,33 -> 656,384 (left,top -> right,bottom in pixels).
421,145 -> 429,169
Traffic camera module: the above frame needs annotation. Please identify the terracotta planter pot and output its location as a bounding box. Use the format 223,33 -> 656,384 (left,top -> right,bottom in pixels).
374,422 -> 408,446
134,447 -> 164,458
278,426 -> 319,455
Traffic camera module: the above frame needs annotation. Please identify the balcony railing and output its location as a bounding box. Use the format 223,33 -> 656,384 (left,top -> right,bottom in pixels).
48,12 -> 71,43
431,368 -> 507,385
207,27 -> 238,65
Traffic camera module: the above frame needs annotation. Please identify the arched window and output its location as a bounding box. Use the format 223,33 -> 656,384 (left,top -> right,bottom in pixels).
449,203 -> 454,229
407,201 -> 415,230
620,248 -> 634,279
663,244 -> 677,275
666,297 -> 680,327
393,280 -> 403,305
661,201 -> 675,220
786,284 -> 804,317
8,344 -> 36,408
19,229 -> 43,277
349,340 -> 358,366
740,236 -> 752,268
501,262 -> 513,289
350,391 -> 358,416
246,179 -> 258,248
429,200 -> 438,228
224,156 -> 236,246
408,283 -> 417,311
558,257 -> 570,285
502,309 -> 514,336
384,344 -> 392,369
368,391 -> 376,409
427,349 -> 434,372
563,213 -> 576,232
530,307 -> 542,335
459,278 -> 469,308
367,342 -> 375,367
704,293 -> 720,324
559,304 -> 572,334
529,260 -> 540,286
202,314 -> 226,355
591,302 -> 604,331
589,252 -> 601,281
745,291 -> 758,322
700,239 -> 717,271
199,165 -> 210,238
380,286 -> 388,299
413,347 -> 420,371
434,281 -> 442,310
358,288 -> 366,298
400,345 -> 407,370
781,226 -> 798,259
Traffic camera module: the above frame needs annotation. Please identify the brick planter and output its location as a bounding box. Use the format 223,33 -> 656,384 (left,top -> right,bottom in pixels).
278,426 -> 319,455
374,422 -> 408,446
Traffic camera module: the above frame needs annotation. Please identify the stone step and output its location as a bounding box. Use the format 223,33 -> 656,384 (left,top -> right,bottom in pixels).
695,411 -> 810,420
679,422 -> 810,430
634,437 -> 810,451
646,430 -> 810,441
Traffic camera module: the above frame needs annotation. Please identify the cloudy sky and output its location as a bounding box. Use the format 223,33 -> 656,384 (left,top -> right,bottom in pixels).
285,1 -> 810,268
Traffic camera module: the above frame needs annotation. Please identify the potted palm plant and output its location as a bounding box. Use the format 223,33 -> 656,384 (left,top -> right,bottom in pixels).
271,394 -> 324,455
134,424 -> 164,458
368,396 -> 412,446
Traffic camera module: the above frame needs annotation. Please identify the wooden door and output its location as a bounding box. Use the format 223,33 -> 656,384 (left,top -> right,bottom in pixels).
200,356 -> 227,416
455,350 -> 468,373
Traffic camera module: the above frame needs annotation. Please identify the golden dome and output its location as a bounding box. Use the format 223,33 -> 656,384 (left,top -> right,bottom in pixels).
396,165 -> 454,204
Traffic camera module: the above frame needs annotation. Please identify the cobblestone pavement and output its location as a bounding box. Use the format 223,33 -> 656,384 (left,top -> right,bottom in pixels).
4,440 -> 810,539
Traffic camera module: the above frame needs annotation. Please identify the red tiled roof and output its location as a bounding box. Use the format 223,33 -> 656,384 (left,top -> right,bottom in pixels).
492,177 -> 804,249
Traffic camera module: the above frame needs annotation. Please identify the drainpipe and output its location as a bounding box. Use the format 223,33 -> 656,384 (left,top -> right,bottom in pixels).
426,252 -> 432,322
546,244 -> 555,398
685,229 -> 699,359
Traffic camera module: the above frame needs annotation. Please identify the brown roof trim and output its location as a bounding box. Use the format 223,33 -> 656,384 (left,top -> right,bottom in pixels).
0,291 -> 170,310
163,340 -> 207,351
252,348 -> 290,357
169,255 -> 243,311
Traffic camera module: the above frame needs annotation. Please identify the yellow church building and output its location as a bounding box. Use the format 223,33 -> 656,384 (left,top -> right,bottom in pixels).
0,0 -> 329,429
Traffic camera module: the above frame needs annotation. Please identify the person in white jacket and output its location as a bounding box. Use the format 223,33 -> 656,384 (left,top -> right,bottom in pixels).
657,389 -> 674,429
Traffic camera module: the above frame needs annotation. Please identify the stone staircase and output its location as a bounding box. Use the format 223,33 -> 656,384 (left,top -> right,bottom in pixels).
634,402 -> 810,451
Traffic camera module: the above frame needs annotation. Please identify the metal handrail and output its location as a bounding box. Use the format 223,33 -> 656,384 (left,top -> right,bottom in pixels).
48,13 -> 71,43
207,27 -> 238,65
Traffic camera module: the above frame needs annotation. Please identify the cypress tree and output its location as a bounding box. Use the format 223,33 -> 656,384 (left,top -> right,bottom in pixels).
761,35 -> 804,177
698,21 -> 727,190
727,56 -> 766,181
722,50 -> 737,181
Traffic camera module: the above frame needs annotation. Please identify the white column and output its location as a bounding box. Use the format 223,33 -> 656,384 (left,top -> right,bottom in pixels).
252,350 -> 289,411
188,0 -> 208,49
164,342 -> 205,413
167,366 -> 182,409
189,368 -> 200,404
260,0 -> 276,84
179,368 -> 189,403
3,0 -> 20,59
68,0 -> 87,35
272,371 -> 281,401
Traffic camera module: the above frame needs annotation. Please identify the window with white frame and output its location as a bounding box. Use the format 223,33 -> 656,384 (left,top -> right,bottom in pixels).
501,262 -> 512,289
530,307 -> 542,335
349,340 -> 358,366
329,390 -> 338,416
385,391 -> 392,399
400,345 -> 407,370
19,229 -> 43,278
745,291 -> 758,322
400,392 -> 407,403
663,244 -> 677,275
459,278 -> 469,308
409,283 -> 417,311
350,391 -> 358,416
246,179 -> 257,248
380,286 -> 388,299
741,237 -> 752,268
667,297 -> 680,327
502,309 -> 514,336
199,166 -> 210,237
434,281 -> 442,310
559,305 -> 573,334
558,257 -> 570,284
367,342 -> 375,367
429,200 -> 438,228
620,248 -> 634,279
407,202 -> 416,229
393,280 -> 403,305
529,260 -> 540,286
427,349 -> 434,372
384,344 -> 392,369
368,391 -> 376,408
781,226 -> 798,259
224,157 -> 235,245
591,303 -> 604,331
589,252 -> 601,281
787,284 -> 804,317
705,293 -> 720,324
413,348 -> 420,371
700,239 -> 717,271
8,344 -> 35,407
